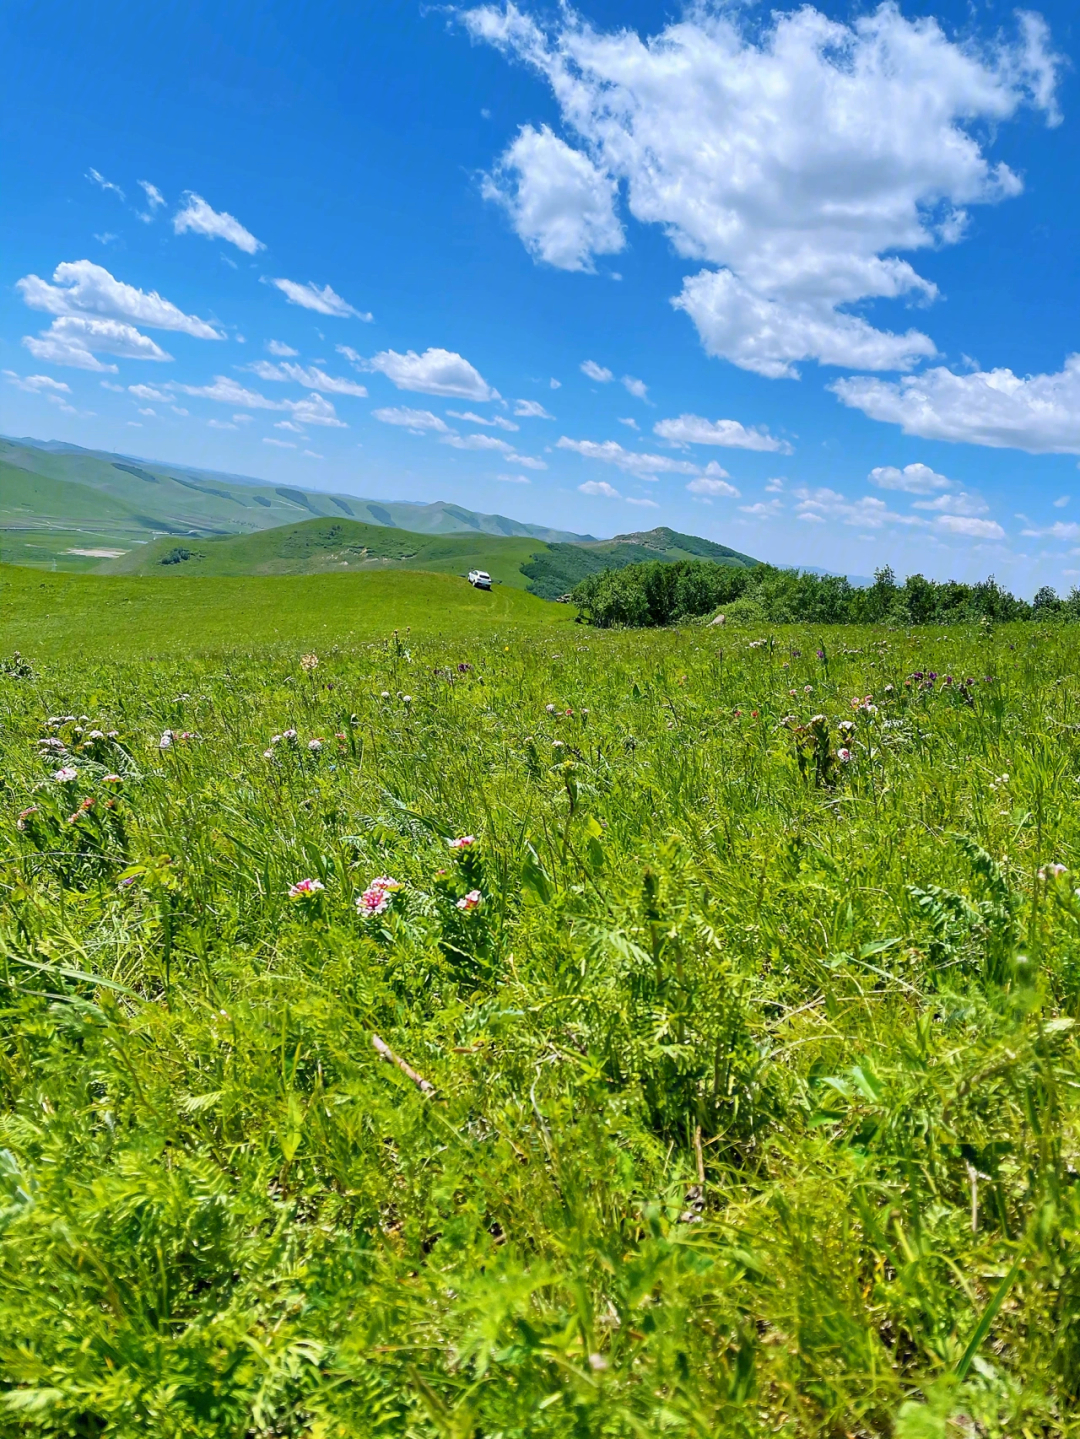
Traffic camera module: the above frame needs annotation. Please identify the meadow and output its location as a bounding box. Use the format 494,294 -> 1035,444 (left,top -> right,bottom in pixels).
4,590 -> 1080,1437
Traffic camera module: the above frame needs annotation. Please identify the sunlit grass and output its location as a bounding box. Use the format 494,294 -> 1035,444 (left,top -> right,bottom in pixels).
3,617 -> 1080,1435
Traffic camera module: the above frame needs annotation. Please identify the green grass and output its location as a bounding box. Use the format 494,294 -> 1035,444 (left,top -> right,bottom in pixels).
0,564 -> 572,660
4,615 -> 1080,1435
95,518 -> 547,590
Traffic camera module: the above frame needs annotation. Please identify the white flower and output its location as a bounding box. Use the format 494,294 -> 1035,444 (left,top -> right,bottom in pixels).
53,766 -> 78,782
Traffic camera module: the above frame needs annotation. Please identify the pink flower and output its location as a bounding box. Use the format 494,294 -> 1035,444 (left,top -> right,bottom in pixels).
448,835 -> 476,850
356,887 -> 389,916
263,749 -> 276,759
159,731 -> 173,749
368,875 -> 402,893
1039,863 -> 1068,880
308,738 -> 323,751
103,773 -> 122,784
837,747 -> 852,763
53,766 -> 78,782
456,889 -> 482,912
282,728 -> 298,741
288,877 -> 325,898
16,806 -> 38,831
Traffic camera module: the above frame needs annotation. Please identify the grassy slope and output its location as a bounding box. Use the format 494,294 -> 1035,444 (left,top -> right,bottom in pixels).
0,563 -> 572,660
3,623 -> 1080,1434
95,518 -> 546,590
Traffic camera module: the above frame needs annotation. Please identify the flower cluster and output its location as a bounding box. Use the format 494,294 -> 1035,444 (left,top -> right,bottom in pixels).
456,889 -> 482,912
159,729 -> 195,750
356,875 -> 403,917
288,877 -> 325,899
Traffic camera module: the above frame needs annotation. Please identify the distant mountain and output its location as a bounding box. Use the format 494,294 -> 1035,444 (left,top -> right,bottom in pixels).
0,437 -> 592,568
797,564 -> 873,589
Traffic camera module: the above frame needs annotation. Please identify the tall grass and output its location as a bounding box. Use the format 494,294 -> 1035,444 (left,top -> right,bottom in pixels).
4,621 -> 1080,1436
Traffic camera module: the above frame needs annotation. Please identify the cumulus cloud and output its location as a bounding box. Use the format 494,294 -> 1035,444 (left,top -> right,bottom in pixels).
619,417 -> 639,430
266,340 -> 298,356
912,491 -> 988,516
557,435 -> 737,484
4,371 -> 71,394
208,419 -> 237,430
247,359 -> 368,396
447,409 -> 519,430
17,260 -> 222,338
498,472 -> 532,483
482,123 -> 624,271
275,420 -> 306,434
372,406 -> 453,433
834,357 -> 1080,454
367,347 -> 497,400
622,375 -> 647,399
128,384 -> 170,401
687,475 -> 739,498
935,514 -> 1005,539
270,278 -> 370,319
627,496 -> 660,507
514,398 -> 553,418
173,193 -> 264,253
441,432 -> 547,468
579,479 -> 621,498
174,374 -> 346,426
1021,520 -> 1080,540
868,462 -> 951,493
794,486 -> 924,529
465,3 -> 1060,376
740,499 -> 784,518
264,437 -> 296,448
581,360 -> 612,382
653,413 -> 792,453
23,316 -> 172,370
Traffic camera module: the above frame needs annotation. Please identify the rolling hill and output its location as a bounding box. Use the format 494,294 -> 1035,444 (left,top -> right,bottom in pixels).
95,516 -> 760,598
0,436 -> 591,570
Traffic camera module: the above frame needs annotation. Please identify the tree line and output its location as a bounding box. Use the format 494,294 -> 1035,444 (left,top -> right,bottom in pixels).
570,558 -> 1077,628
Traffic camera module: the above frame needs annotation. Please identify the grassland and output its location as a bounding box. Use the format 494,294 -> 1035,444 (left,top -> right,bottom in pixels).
4,598 -> 1080,1435
0,564 -> 571,660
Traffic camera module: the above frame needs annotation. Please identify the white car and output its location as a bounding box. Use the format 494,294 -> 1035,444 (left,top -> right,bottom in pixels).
468,569 -> 492,590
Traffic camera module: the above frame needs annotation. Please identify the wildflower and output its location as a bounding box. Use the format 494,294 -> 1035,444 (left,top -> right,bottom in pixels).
308,738 -> 323,751
159,731 -> 173,750
88,729 -> 104,740
816,649 -> 825,660
838,720 -> 856,736
1039,864 -> 1068,880
402,695 -> 412,704
38,737 -> 66,751
263,749 -> 276,759
546,703 -> 556,713
751,710 -> 759,719
733,709 -> 742,718
16,806 -> 39,831
884,684 -> 894,694
282,728 -> 298,741
103,773 -> 122,784
789,688 -> 797,697
458,662 -> 473,672
300,653 -> 319,672
837,747 -> 852,763
107,730 -> 119,738
456,889 -> 482,912
357,887 -> 389,916
804,685 -> 813,695
288,878 -> 325,898
334,732 -> 346,741
118,875 -> 138,889
448,835 -> 477,849
369,875 -> 403,893
380,691 -> 390,699
53,766 -> 78,782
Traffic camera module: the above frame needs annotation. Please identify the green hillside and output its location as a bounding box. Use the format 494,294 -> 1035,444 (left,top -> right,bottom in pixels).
97,518 -> 546,590
523,525 -> 758,599
0,562 -> 571,661
0,438 -> 590,572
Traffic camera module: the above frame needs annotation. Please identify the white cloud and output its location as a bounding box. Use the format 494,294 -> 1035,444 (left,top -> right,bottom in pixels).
550,377 -> 561,389
22,316 -> 172,371
482,123 -> 624,271
270,278 -> 370,319
87,168 -> 123,199
579,479 -> 621,498
233,414 -> 253,423
447,409 -> 519,430
263,437 -> 296,448
173,193 -> 263,253
621,375 -> 647,400
466,4 -> 1060,377
137,407 -> 157,416
1020,520 -> 1080,541
514,398 -> 553,418
687,475 -> 739,498
498,472 -> 532,484
912,490 -> 988,516
247,359 -> 368,396
740,499 -> 784,518
267,340 -> 299,357
793,486 -> 924,529
581,360 -> 612,382
765,477 -> 785,492
618,417 -> 638,430
128,384 -> 170,401
372,406 -> 453,433
275,420 -> 306,434
935,514 -> 1005,539
443,432 -> 516,453
557,435 -> 702,479
100,380 -> 125,391
653,413 -> 792,453
368,347 -> 497,400
17,260 -> 222,338
1054,496 -> 1070,508
208,419 -> 237,430
172,406 -> 189,416
174,374 -> 345,426
868,462 -> 951,494
3,371 -> 72,394
834,356 -> 1080,454
303,450 -> 324,458
627,496 -> 659,507
139,180 -> 165,210
94,233 -> 118,246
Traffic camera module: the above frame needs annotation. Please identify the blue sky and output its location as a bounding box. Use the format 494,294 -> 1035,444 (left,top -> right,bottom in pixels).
2,0 -> 1080,589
